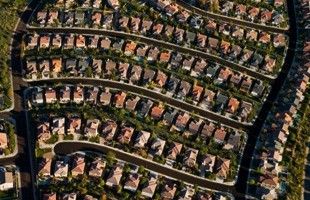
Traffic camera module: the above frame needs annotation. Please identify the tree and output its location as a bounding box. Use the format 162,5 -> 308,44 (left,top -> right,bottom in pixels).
106,151 -> 116,166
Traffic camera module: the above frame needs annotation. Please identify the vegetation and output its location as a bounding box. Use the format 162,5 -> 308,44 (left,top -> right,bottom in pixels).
0,0 -> 28,110
280,89 -> 310,199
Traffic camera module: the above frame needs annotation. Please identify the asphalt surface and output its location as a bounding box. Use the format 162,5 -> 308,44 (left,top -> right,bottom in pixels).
27,26 -> 274,82
28,78 -> 250,130
175,0 -> 289,34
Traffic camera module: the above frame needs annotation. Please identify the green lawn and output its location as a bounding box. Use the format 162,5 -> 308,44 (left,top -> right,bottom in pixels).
0,0 -> 28,110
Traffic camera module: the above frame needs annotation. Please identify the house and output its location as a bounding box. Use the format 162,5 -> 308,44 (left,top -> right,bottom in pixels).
54,160 -> 69,178
201,122 -> 216,139
0,171 -> 13,191
71,153 -> 85,177
165,3 -> 179,16
147,47 -> 160,61
219,23 -> 231,36
45,88 -> 57,104
138,99 -> 153,117
166,142 -> 182,160
186,31 -> 196,43
206,20 -> 217,33
51,57 -> 62,75
179,186 -> 195,200
38,158 -> 52,177
38,59 -> 50,77
227,98 -> 240,114
63,193 -> 77,200
136,45 -> 149,59
239,101 -> 253,120
150,138 -> 166,156
230,73 -> 242,87
150,104 -> 165,120
197,33 -> 207,48
118,16 -> 129,30
124,41 -> 137,56
113,91 -> 127,108
260,10 -> 272,23
92,59 -> 102,76
63,34 -> 75,49
182,56 -> 195,71
37,122 -> 51,142
130,17 -> 141,32
43,193 -> 57,200
174,28 -> 185,43
51,117 -> 65,135
101,120 -> 117,141
37,11 -> 47,25
142,68 -> 156,85
220,40 -> 231,55
99,89 -> 112,106
201,154 -> 216,173
191,59 -> 207,77
85,87 -> 99,104
67,117 -> 81,135
224,132 -> 241,151
177,10 -> 190,23
76,35 -> 86,48
155,0 -> 170,10
159,51 -> 171,63
241,49 -> 253,63
184,148 -> 198,168
189,15 -> 203,29
73,86 -> 84,104
134,131 -> 151,148
102,14 -> 114,29
251,53 -> 264,67
192,85 -> 204,103
88,157 -> 106,178
141,173 -> 158,198
104,60 -> 116,75
117,125 -> 134,144
125,96 -> 140,111
208,37 -> 219,49
32,88 -> 44,104
259,173 -> 279,189
248,7 -> 260,21
124,173 -> 141,192
230,45 -> 242,59
152,23 -> 164,35
173,112 -> 190,132
246,30 -> 258,41
63,11 -> 74,26
263,56 -> 276,72
162,108 -> 178,126
26,34 -> 38,49
177,81 -> 192,99
166,75 -> 180,95
170,53 -> 183,69
100,37 -> 111,50
92,12 -> 102,27
118,62 -> 130,80
221,1 -> 234,14
74,12 -> 85,26
213,127 -> 227,144
84,119 -> 100,138
236,4 -> 247,16
129,65 -> 142,84
65,59 -> 77,75
106,164 -> 123,187
141,19 -> 153,34
217,68 -> 232,83
259,32 -> 271,44
273,34 -> 286,47
215,157 -> 230,180
39,35 -> 50,49
200,89 -> 215,109
107,0 -> 119,10
0,133 -> 8,149
161,182 -> 177,199
187,119 -> 203,136
240,78 -> 252,92
154,70 -> 168,88
88,35 -> 99,49
25,60 -> 37,77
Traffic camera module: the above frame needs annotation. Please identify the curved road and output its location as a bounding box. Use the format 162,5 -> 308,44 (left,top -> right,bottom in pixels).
175,0 -> 289,34
53,141 -> 247,199
28,78 -> 250,130
27,26 -> 275,82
